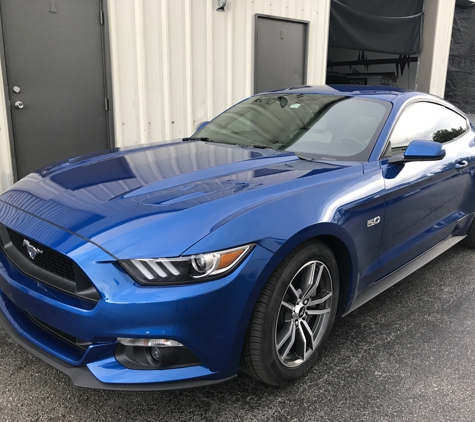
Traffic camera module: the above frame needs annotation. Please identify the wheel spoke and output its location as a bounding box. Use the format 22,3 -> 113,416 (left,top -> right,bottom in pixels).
307,307 -> 330,315
301,320 -> 315,349
300,262 -> 316,298
279,324 -> 296,361
307,291 -> 332,307
276,321 -> 294,349
281,301 -> 294,311
295,324 -> 307,360
288,283 -> 301,300
302,263 -> 324,300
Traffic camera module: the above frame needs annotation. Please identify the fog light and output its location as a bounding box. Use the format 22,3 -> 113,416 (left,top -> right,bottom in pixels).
116,343 -> 202,370
150,347 -> 162,363
149,347 -> 178,368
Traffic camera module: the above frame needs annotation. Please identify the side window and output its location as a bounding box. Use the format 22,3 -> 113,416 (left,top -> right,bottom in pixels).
388,102 -> 468,155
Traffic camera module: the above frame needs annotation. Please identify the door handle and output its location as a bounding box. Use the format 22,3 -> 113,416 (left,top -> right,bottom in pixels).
14,101 -> 24,109
455,160 -> 468,169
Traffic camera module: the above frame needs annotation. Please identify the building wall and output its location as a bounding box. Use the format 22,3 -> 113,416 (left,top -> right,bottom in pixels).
0,0 -> 459,193
417,0 -> 456,97
107,0 -> 331,148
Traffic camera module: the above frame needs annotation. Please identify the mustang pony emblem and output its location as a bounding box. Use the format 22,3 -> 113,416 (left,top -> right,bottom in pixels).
23,239 -> 43,260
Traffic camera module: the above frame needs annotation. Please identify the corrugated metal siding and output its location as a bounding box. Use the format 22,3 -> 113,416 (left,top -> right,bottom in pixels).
108,0 -> 331,147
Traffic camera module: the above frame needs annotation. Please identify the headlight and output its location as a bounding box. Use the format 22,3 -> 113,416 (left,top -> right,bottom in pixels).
119,244 -> 254,285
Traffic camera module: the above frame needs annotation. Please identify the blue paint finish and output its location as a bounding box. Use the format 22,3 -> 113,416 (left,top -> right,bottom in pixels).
0,86 -> 474,388
87,359 -> 221,385
375,132 -> 473,283
403,140 -> 446,160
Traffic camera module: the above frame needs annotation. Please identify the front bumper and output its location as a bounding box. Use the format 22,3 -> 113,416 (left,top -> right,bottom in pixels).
0,295 -> 235,390
0,202 -> 273,389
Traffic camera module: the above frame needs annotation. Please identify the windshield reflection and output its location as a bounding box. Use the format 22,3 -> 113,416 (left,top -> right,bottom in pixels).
195,94 -> 391,161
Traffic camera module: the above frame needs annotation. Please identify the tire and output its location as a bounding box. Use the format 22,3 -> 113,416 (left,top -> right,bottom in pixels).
241,240 -> 339,386
462,220 -> 475,248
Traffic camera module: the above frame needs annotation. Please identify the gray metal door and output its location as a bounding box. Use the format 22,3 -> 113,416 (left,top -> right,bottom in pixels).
0,0 -> 110,179
254,15 -> 308,94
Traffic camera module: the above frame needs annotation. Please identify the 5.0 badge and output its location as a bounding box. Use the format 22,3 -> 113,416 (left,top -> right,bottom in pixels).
367,216 -> 381,227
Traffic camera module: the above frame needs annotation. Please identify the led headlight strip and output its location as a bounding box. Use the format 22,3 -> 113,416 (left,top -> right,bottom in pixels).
120,244 -> 254,285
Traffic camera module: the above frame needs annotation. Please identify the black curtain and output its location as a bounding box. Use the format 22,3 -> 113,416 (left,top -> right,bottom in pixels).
445,3 -> 475,114
329,0 -> 424,55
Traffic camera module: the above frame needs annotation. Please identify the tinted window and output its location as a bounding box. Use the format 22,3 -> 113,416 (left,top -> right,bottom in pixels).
388,102 -> 468,155
196,94 -> 391,161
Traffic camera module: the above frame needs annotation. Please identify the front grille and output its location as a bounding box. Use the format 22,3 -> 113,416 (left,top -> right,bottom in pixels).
7,228 -> 75,281
0,224 -> 100,302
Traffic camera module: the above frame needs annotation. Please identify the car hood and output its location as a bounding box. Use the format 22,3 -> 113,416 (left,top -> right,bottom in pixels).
0,140 -> 362,258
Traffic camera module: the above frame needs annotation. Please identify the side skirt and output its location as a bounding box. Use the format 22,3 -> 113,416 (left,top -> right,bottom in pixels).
343,235 -> 466,316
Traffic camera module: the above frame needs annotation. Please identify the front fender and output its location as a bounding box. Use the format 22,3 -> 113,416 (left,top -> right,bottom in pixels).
185,163 -> 385,315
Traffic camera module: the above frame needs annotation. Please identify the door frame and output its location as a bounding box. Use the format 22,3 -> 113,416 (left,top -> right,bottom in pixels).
101,0 -> 115,154
0,0 -> 115,182
254,14 -> 310,94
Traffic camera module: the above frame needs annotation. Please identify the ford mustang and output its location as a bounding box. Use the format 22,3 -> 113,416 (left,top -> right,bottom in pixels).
0,85 -> 474,390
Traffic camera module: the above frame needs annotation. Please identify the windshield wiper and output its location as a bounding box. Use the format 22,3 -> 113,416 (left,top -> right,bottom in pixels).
182,136 -> 210,142
183,137 -> 281,152
182,137 -> 237,146
294,153 -> 316,162
247,143 -> 277,150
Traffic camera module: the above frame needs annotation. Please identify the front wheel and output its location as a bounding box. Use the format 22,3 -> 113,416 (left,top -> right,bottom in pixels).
241,240 -> 339,386
462,220 -> 475,248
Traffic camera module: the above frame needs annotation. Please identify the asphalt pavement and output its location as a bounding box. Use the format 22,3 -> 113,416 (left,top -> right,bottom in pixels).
1,244 -> 475,422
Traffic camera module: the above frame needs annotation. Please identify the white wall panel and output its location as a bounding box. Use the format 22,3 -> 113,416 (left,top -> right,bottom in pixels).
108,0 -> 331,147
417,0 -> 456,97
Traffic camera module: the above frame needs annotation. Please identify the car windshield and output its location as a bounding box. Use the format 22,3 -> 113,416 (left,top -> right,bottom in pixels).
194,93 -> 391,161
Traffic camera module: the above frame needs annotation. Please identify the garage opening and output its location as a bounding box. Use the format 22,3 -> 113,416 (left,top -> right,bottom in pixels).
326,0 -> 424,89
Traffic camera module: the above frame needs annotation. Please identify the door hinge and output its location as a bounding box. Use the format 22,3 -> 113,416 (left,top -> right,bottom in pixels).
105,98 -> 109,111
99,10 -> 105,25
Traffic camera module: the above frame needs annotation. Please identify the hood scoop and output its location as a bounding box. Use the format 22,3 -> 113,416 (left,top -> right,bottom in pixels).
121,151 -> 296,200
137,179 -> 263,208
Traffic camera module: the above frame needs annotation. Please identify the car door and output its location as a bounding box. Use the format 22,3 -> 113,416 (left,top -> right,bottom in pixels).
375,101 -> 473,280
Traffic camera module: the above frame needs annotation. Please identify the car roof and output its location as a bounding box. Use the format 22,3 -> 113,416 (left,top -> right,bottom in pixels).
258,84 -> 423,103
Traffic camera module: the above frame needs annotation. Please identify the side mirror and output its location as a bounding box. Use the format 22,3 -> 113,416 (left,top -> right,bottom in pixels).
404,140 -> 446,161
390,140 -> 446,163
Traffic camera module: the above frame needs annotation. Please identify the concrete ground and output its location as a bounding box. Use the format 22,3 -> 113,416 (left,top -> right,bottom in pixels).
1,244 -> 475,422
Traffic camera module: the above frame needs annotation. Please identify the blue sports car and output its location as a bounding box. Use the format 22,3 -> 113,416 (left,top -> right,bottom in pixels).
0,85 -> 474,389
